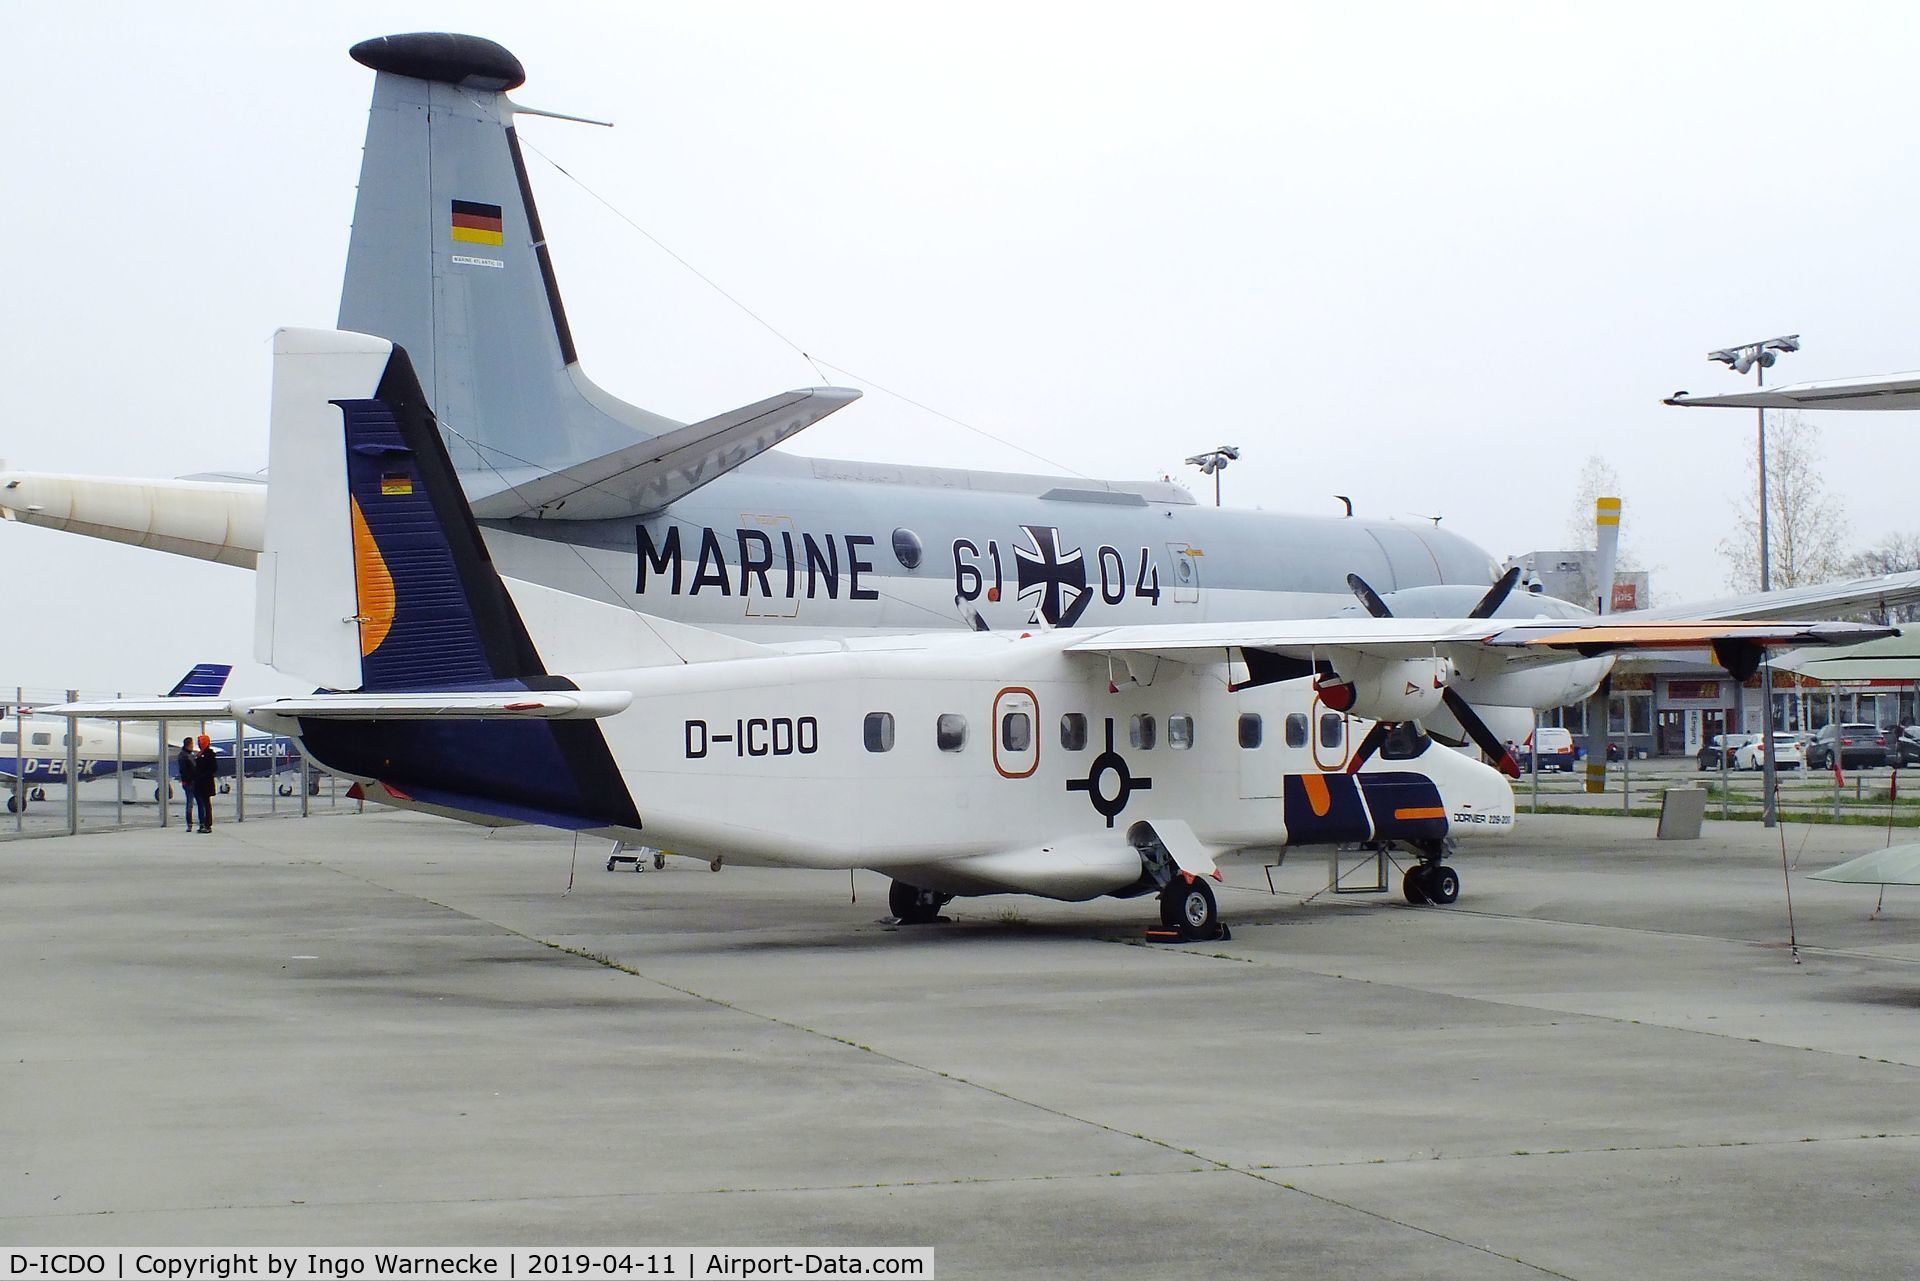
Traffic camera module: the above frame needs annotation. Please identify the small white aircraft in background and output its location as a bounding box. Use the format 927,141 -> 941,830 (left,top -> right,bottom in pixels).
54,331 -> 1893,938
1,664 -> 231,810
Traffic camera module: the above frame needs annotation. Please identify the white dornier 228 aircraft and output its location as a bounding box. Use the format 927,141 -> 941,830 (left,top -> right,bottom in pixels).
54,330 -> 1890,938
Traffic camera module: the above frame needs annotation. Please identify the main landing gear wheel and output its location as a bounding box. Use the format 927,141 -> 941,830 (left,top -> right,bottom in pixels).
277,783 -> 294,797
654,852 -> 667,870
1159,876 -> 1219,940
1405,863 -> 1461,906
30,787 -> 46,802
889,879 -> 949,925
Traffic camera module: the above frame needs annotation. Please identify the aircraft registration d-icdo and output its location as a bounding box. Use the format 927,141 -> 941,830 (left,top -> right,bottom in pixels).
53,330 -> 1892,938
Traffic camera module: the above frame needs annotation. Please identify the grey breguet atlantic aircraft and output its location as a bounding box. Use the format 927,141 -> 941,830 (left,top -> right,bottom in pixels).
0,36 -> 1541,641
52,330 -> 1891,937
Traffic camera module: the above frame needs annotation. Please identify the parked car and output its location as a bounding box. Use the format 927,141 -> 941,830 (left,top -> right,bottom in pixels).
1734,732 -> 1808,771
1899,728 -> 1920,768
1806,722 -> 1890,771
1697,733 -> 1755,771
1520,726 -> 1577,772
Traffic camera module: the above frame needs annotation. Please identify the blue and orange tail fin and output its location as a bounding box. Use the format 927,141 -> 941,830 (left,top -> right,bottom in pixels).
257,328 -> 549,694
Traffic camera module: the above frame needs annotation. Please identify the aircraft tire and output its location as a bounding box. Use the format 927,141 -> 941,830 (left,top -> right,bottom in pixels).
1165,877 -> 1218,940
1402,866 -> 1430,905
278,784 -> 294,797
889,879 -> 945,925
30,787 -> 45,802
1427,865 -> 1460,905
654,852 -> 666,870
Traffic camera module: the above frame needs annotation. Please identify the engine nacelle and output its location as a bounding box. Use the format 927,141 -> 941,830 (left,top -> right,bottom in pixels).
1316,655 -> 1453,722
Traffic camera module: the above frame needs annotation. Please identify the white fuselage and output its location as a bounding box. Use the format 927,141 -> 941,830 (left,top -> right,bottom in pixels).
298,630 -> 1516,901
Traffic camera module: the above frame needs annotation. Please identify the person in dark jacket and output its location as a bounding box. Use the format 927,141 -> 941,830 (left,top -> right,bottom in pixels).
192,733 -> 216,832
176,737 -> 196,832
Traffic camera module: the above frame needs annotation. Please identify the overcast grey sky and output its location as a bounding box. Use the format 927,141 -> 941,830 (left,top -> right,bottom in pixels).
5,1 -> 1918,694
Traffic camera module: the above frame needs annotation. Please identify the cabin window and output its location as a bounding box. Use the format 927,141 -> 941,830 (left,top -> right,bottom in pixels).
1060,713 -> 1088,751
1001,712 -> 1032,753
1319,713 -> 1344,750
1168,715 -> 1194,750
1237,714 -> 1262,749
1285,713 -> 1308,748
863,712 -> 895,753
0,731 -> 13,745
1129,714 -> 1157,751
30,732 -> 50,747
937,714 -> 968,752
1381,721 -> 1430,760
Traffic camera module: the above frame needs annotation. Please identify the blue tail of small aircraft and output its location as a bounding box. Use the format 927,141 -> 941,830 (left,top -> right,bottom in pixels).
271,330 -> 640,831
334,347 -> 550,692
164,663 -> 233,697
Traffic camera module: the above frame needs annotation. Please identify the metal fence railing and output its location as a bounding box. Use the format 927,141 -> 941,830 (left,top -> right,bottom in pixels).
1,685 -> 362,840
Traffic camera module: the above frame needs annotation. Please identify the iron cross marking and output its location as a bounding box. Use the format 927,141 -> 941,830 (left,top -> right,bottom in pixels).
1014,524 -> 1088,626
1066,717 -> 1152,828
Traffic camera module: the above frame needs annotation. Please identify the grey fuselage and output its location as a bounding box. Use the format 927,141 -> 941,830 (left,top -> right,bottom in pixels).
479,451 -> 1503,639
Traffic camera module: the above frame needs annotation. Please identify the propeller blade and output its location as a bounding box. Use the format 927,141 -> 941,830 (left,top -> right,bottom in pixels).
1347,720 -> 1392,773
1346,573 -> 1394,619
1443,688 -> 1520,777
1467,566 -> 1523,620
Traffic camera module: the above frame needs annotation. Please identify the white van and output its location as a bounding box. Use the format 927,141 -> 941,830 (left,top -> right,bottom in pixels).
1523,727 -> 1576,772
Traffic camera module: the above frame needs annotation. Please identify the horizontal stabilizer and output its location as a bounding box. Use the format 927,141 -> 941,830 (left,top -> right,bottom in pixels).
40,697 -> 236,720
469,387 -> 861,520
247,691 -> 631,720
46,691 -> 631,721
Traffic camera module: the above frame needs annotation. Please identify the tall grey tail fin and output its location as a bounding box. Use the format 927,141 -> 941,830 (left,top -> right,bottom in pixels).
340,33 -> 681,477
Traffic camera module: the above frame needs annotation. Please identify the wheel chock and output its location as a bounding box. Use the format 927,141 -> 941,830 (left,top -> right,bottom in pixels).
1143,924 -> 1232,944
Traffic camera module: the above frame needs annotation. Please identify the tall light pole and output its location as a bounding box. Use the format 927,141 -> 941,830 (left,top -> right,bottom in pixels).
1184,446 -> 1240,507
1707,333 -> 1800,828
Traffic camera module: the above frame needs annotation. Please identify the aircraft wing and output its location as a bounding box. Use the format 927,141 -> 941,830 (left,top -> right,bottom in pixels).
1066,617 -> 1894,669
0,472 -> 266,566
1810,845 -> 1920,886
467,387 -> 861,521
46,691 -> 632,721
1665,372 -> 1920,411
1609,571 -> 1920,625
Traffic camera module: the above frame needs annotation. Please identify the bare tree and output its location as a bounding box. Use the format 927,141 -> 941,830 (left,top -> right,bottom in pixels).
1845,530 -> 1920,622
1717,413 -> 1851,590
